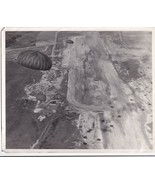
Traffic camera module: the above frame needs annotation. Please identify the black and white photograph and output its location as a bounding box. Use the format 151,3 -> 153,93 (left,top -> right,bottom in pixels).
1,28 -> 154,154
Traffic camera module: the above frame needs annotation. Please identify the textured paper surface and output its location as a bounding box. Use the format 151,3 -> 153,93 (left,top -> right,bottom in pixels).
1,27 -> 155,156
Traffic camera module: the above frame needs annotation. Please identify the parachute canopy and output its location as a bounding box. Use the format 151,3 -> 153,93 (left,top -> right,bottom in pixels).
16,50 -> 52,70
66,39 -> 74,44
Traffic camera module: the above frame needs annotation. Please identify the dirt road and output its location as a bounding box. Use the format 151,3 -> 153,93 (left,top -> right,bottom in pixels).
64,32 -> 152,149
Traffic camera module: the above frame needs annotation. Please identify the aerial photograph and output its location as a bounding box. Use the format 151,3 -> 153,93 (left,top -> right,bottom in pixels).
5,30 -> 152,150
